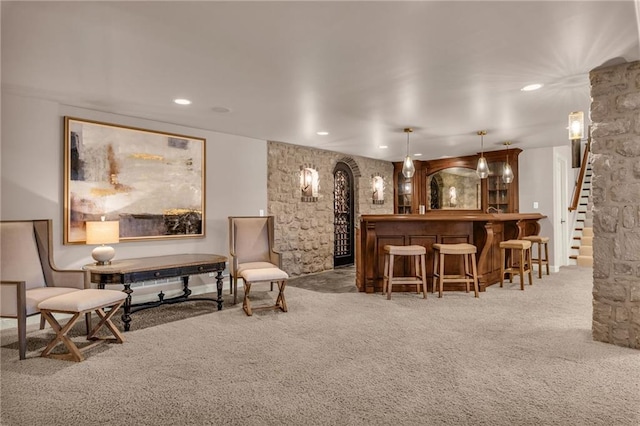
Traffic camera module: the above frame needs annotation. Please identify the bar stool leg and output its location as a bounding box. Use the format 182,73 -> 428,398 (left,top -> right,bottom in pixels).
500,248 -> 505,288
420,253 -> 427,298
463,254 -> 470,293
387,254 -> 395,300
382,252 -> 389,294
544,242 -> 550,276
438,252 -> 445,298
536,242 -> 542,279
519,249 -> 526,290
431,250 -> 440,293
471,253 -> 479,298
414,255 -> 420,294
527,247 -> 534,285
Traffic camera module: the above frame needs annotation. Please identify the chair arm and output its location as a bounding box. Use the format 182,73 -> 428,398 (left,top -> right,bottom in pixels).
0,280 -> 26,317
49,268 -> 86,289
228,251 -> 239,276
270,250 -> 282,269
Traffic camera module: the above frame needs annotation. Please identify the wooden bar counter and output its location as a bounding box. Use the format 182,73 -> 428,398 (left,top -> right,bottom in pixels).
356,213 -> 545,293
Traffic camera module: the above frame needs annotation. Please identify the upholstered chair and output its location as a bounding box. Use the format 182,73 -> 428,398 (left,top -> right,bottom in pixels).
228,216 -> 281,304
1,220 -> 86,359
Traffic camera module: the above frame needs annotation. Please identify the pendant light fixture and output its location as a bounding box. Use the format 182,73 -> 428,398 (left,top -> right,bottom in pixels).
502,141 -> 514,184
402,128 -> 415,179
476,130 -> 489,179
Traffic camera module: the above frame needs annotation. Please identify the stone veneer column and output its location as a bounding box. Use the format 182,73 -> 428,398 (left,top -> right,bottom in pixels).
267,141 -> 394,276
590,60 -> 640,349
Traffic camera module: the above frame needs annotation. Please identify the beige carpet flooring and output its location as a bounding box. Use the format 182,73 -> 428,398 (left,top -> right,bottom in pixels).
1,265 -> 639,425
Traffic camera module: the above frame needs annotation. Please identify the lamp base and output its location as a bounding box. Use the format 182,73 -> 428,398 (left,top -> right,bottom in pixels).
92,245 -> 115,265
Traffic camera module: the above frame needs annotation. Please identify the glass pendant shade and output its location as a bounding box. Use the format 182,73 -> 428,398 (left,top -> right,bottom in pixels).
402,155 -> 415,178
476,157 -> 489,179
476,130 -> 489,179
402,127 -> 415,178
502,141 -> 513,184
502,163 -> 514,184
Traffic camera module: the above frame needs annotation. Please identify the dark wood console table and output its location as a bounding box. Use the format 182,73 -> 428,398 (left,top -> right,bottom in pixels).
84,254 -> 227,331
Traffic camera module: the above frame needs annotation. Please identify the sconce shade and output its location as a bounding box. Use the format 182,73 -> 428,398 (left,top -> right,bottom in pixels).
372,175 -> 384,204
568,111 -> 584,140
86,220 -> 119,265
300,166 -> 319,202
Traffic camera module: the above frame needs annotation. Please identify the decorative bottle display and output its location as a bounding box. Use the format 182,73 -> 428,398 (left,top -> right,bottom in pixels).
487,161 -> 509,213
397,173 -> 413,214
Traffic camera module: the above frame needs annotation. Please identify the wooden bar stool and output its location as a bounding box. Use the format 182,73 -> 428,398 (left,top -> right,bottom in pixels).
431,243 -> 479,298
500,240 -> 533,290
523,235 -> 550,278
382,245 -> 427,300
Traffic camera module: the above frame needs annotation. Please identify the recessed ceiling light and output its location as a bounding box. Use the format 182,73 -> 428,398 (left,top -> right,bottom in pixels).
174,98 -> 192,105
379,145 -> 388,149
316,131 -> 329,136
521,83 -> 543,92
211,106 -> 231,113
414,153 -> 423,157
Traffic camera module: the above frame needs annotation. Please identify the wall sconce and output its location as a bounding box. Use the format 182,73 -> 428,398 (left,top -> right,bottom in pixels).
300,165 -> 319,202
86,216 -> 120,265
372,174 -> 384,204
568,111 -> 584,168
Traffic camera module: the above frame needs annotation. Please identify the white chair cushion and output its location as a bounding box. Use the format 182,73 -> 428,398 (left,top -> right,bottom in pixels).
0,287 -> 81,317
39,289 -> 126,313
237,261 -> 278,274
240,268 -> 288,283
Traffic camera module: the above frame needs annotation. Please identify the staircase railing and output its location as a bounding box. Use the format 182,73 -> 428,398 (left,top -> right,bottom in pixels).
568,131 -> 592,212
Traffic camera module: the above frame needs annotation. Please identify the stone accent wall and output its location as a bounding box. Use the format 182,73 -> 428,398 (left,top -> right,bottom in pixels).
590,60 -> 640,349
267,141 -> 394,276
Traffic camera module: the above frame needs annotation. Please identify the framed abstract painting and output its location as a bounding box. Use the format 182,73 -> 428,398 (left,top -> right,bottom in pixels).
64,117 -> 205,244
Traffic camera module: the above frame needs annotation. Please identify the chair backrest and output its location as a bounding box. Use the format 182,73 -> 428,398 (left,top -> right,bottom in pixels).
229,216 -> 274,264
0,220 -> 48,290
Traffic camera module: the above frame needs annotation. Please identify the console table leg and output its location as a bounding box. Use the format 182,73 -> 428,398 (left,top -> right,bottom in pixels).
182,276 -> 191,297
216,270 -> 224,310
122,283 -> 133,332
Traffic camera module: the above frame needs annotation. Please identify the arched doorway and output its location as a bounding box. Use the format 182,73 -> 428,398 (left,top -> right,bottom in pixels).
333,162 -> 355,267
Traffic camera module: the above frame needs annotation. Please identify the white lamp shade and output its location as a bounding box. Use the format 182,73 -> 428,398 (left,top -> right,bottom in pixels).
86,220 -> 119,265
86,220 -> 120,245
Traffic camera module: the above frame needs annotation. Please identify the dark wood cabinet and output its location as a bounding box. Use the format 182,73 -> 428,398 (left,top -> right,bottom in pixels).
393,148 -> 521,214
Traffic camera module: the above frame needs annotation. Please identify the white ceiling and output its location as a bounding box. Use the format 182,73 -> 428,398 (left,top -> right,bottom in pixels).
2,1 -> 639,162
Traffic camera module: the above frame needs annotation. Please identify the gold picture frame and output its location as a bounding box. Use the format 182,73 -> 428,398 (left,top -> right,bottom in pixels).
64,116 -> 205,244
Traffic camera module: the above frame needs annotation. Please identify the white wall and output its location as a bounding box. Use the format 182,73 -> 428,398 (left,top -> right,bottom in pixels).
519,144 -> 573,271
1,93 -> 268,274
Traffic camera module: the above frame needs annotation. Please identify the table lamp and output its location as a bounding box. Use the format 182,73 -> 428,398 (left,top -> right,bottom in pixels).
86,217 -> 120,265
